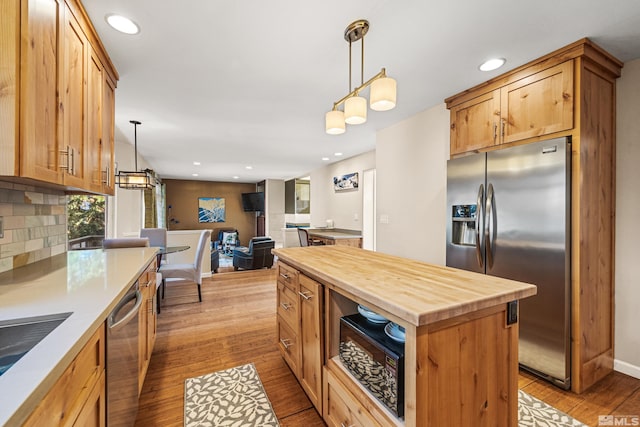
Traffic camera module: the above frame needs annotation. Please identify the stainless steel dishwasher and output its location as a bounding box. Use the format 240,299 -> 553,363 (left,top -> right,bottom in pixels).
107,281 -> 142,426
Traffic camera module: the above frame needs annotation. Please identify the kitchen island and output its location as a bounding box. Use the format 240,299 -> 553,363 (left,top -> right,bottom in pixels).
273,245 -> 537,427
0,248 -> 157,426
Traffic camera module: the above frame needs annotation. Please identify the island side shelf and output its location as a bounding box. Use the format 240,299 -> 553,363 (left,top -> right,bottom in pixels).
273,246 -> 537,427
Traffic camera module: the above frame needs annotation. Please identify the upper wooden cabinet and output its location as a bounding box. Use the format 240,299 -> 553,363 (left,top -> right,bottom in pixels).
446,38 -> 623,394
0,0 -> 118,194
448,61 -> 573,155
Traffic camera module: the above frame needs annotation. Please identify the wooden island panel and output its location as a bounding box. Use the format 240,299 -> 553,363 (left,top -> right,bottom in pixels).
274,246 -> 536,427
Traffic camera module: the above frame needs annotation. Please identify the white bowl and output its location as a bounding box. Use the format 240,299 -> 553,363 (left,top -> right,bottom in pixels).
357,305 -> 388,324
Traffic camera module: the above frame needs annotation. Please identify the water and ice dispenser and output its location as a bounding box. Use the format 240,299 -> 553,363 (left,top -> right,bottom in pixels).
451,204 -> 477,246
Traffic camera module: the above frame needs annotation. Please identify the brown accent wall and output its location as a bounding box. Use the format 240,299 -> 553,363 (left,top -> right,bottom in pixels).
164,179 -> 257,246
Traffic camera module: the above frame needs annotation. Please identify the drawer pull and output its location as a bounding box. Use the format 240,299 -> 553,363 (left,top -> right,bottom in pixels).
280,339 -> 292,349
298,291 -> 313,300
341,423 -> 355,427
279,273 -> 290,280
280,302 -> 292,310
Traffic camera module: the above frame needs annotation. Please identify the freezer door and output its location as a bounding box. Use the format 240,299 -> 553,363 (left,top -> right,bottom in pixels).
446,153 -> 486,274
486,137 -> 570,388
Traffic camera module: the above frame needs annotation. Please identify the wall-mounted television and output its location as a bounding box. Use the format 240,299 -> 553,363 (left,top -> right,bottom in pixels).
241,192 -> 264,212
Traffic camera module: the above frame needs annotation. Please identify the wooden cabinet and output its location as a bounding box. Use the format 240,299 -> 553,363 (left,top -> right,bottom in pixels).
23,324 -> 106,427
324,367 -> 381,427
0,0 -> 118,194
138,258 -> 158,394
448,61 -> 573,156
101,75 -> 116,195
446,38 -> 623,393
276,262 -> 324,413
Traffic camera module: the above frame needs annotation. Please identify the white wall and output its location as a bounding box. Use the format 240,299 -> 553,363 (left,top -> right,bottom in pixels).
106,138 -> 152,238
375,103 -> 449,264
614,58 -> 640,378
309,151 -> 375,229
265,179 -> 285,246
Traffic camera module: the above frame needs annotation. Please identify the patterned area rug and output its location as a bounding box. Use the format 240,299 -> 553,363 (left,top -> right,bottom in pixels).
184,363 -> 279,427
519,390 -> 588,426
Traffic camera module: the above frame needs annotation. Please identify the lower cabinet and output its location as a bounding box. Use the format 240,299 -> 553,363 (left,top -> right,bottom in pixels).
324,367 -> 381,427
276,262 -> 324,413
138,258 -> 158,394
23,324 -> 106,427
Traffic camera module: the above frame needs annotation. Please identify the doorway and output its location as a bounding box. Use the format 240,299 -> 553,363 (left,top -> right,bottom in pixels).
362,168 -> 376,251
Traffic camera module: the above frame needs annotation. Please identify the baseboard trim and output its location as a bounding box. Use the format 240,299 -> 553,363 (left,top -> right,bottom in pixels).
614,359 -> 640,379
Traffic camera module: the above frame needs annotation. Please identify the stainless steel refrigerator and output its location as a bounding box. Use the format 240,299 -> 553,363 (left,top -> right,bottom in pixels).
446,137 -> 571,389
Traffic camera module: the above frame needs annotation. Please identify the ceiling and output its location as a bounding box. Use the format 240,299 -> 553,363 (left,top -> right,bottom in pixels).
82,0 -> 640,184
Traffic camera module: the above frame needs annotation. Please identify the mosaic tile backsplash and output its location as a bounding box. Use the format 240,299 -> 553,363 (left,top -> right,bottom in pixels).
0,181 -> 67,274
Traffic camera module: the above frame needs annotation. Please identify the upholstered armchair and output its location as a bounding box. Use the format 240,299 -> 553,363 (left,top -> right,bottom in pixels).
232,237 -> 275,271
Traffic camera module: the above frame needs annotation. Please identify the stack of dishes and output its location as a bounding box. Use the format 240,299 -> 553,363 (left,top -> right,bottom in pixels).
357,305 -> 406,343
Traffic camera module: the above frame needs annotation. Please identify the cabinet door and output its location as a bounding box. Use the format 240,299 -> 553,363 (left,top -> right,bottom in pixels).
86,47 -> 103,193
101,75 -> 116,195
19,0 -> 63,184
299,275 -> 323,413
449,89 -> 500,156
501,61 -> 573,143
60,5 -> 88,188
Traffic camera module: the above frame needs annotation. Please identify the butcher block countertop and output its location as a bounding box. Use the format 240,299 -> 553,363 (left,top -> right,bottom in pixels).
307,228 -> 362,240
272,246 -> 537,326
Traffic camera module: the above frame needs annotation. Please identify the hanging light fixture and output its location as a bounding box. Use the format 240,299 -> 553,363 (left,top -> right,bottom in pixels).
325,19 -> 396,135
115,120 -> 156,190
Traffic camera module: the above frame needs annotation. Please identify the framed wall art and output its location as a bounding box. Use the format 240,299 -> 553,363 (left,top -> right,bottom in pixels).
333,172 -> 359,191
198,197 -> 225,223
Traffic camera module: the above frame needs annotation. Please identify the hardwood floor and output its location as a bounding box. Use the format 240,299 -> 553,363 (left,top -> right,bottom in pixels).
136,267 -> 640,427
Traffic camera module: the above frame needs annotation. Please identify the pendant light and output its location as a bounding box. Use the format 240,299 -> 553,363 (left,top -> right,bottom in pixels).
115,120 -> 156,190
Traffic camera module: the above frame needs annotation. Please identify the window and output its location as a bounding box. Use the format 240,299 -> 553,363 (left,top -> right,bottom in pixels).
67,195 -> 106,250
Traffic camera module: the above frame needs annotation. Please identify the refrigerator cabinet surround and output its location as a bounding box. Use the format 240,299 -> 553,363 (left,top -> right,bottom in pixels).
446,137 -> 571,389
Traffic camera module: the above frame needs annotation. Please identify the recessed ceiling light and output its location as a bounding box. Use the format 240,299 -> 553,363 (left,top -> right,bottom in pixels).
192,173 -> 199,177
233,176 -> 239,180
334,152 -> 343,156
193,161 -> 201,166
322,157 -> 330,161
479,58 -> 506,72
105,14 -> 140,35
245,166 -> 253,170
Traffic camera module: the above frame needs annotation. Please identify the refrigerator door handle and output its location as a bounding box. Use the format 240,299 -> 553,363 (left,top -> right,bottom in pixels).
486,183 -> 496,268
475,184 -> 484,269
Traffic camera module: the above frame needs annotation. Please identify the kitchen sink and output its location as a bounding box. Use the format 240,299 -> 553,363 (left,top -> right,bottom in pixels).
0,312 -> 72,376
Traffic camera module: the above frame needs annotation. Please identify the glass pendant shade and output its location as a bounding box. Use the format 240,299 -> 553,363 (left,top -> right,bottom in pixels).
325,110 -> 346,135
370,77 -> 397,111
344,96 -> 367,124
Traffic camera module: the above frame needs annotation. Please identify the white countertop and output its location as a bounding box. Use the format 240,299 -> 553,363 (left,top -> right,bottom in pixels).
0,248 -> 157,426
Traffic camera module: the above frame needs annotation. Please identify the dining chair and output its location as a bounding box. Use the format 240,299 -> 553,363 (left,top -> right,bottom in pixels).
159,230 -> 211,303
140,228 -> 167,263
102,237 -> 150,248
297,228 -> 324,247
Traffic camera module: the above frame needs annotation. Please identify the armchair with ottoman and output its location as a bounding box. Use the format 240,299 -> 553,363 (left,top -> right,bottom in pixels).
232,237 -> 275,271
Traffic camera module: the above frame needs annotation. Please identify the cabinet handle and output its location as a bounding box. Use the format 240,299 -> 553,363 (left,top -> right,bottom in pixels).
280,302 -> 291,310
279,273 -> 289,280
501,120 -> 505,138
298,291 -> 313,300
341,423 -> 355,427
280,339 -> 292,349
70,146 -> 75,175
493,122 -> 497,142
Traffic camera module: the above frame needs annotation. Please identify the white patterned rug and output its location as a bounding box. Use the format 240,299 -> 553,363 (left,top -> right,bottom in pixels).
519,390 -> 588,427
184,364 -> 585,427
184,363 -> 279,427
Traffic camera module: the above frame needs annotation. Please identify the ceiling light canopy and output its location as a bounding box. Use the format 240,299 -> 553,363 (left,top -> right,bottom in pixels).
325,19 -> 397,135
105,14 -> 140,35
479,58 -> 506,71
115,120 -> 156,190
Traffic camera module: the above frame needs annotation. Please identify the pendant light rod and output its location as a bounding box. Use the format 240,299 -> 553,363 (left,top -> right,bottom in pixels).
331,68 -> 387,110
130,120 -> 141,171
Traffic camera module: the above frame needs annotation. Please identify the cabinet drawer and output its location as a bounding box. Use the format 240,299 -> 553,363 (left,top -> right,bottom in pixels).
277,318 -> 299,375
277,281 -> 299,330
324,367 -> 381,427
277,262 -> 299,292
24,324 -> 105,427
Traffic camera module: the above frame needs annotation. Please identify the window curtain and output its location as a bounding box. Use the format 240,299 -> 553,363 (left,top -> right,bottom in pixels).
143,187 -> 157,228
